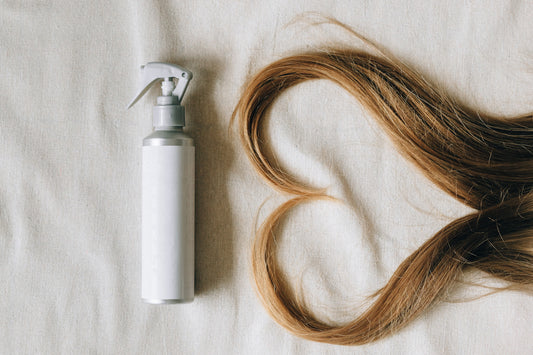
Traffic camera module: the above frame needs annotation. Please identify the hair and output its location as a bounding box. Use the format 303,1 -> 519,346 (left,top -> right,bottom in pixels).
231,49 -> 533,345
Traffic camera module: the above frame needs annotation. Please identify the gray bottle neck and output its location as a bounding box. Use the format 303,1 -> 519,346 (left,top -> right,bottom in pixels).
154,126 -> 184,131
143,128 -> 194,146
153,95 -> 185,128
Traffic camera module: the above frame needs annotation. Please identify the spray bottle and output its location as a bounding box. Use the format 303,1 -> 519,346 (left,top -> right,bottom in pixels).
128,62 -> 194,304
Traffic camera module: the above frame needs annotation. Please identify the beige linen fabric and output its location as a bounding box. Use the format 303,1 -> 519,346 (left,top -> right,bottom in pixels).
1,1 -> 532,353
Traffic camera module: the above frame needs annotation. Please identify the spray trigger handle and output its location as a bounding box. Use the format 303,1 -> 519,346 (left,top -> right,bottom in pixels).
127,62 -> 193,109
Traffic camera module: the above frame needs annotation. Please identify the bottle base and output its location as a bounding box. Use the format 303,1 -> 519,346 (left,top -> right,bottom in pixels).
142,298 -> 193,304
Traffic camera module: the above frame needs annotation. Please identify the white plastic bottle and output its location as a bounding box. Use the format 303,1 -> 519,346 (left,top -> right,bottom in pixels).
128,63 -> 195,304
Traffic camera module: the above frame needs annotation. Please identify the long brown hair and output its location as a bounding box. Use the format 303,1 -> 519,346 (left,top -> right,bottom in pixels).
232,49 -> 533,345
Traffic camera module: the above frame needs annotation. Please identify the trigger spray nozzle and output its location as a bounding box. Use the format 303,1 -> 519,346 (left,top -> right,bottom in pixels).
127,62 -> 193,128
